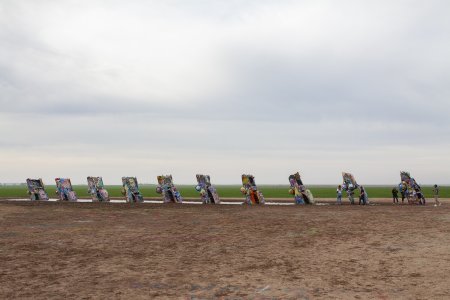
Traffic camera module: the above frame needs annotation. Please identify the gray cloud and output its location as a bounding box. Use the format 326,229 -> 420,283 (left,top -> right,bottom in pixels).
1,0 -> 449,184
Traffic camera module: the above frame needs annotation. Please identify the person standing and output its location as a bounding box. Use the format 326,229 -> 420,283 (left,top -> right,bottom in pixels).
348,189 -> 355,205
359,186 -> 367,205
392,187 -> 399,204
337,185 -> 343,205
400,183 -> 407,203
433,184 -> 441,206
416,188 -> 425,205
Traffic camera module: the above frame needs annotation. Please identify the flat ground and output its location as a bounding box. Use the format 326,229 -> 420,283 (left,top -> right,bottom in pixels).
2,184 -> 449,199
1,201 -> 450,299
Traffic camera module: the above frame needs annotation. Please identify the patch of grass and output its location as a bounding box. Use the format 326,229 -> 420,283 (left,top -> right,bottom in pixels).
1,184 -> 448,199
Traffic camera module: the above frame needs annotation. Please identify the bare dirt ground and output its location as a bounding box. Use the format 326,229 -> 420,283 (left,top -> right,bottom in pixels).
1,201 -> 450,299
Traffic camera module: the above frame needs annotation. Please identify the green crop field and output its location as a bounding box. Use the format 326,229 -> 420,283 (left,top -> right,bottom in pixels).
1,184 -> 448,199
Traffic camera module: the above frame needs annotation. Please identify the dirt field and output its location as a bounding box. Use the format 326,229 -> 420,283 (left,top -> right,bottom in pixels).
1,201 -> 450,299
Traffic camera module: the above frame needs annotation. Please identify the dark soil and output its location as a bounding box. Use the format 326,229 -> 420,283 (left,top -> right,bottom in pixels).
1,201 -> 449,299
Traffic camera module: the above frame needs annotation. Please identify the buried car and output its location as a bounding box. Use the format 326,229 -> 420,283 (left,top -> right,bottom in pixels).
26,178 -> 49,201
342,172 -> 359,204
241,174 -> 265,205
399,171 -> 424,205
55,178 -> 78,201
342,172 -> 368,205
121,177 -> 144,203
288,172 -> 314,204
195,174 -> 220,204
87,176 -> 110,202
156,175 -> 183,203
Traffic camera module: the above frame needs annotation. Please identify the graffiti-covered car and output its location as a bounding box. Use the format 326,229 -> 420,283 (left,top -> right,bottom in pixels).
241,174 -> 265,205
195,174 -> 220,204
156,175 -> 183,203
55,178 -> 78,201
288,172 -> 314,204
87,176 -> 110,202
26,178 -> 49,201
399,171 -> 424,205
342,172 -> 368,205
342,172 -> 359,204
121,177 -> 144,203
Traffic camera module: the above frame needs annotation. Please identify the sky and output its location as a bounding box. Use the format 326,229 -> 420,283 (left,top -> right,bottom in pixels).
1,0 -> 449,185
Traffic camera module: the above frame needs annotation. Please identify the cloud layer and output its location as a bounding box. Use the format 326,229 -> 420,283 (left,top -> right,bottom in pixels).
1,0 -> 449,184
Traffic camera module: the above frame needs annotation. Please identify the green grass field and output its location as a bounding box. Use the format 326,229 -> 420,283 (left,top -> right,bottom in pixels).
1,184 -> 448,199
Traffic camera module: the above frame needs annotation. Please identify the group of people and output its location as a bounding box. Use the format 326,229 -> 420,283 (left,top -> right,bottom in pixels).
391,184 -> 441,206
336,184 -> 442,206
336,185 -> 368,205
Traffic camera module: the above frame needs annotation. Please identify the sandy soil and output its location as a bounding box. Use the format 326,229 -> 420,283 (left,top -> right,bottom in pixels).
1,201 -> 450,299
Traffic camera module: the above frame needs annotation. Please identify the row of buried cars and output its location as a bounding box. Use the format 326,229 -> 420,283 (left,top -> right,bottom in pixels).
26,175 -> 219,203
25,172 -> 310,204
24,171 -> 424,205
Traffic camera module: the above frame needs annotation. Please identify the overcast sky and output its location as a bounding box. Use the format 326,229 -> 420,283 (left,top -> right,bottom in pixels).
1,0 -> 449,185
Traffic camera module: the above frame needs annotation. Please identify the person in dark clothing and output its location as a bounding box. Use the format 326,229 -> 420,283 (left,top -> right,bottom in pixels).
416,189 -> 426,205
392,187 -> 399,204
359,186 -> 367,205
400,184 -> 407,203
